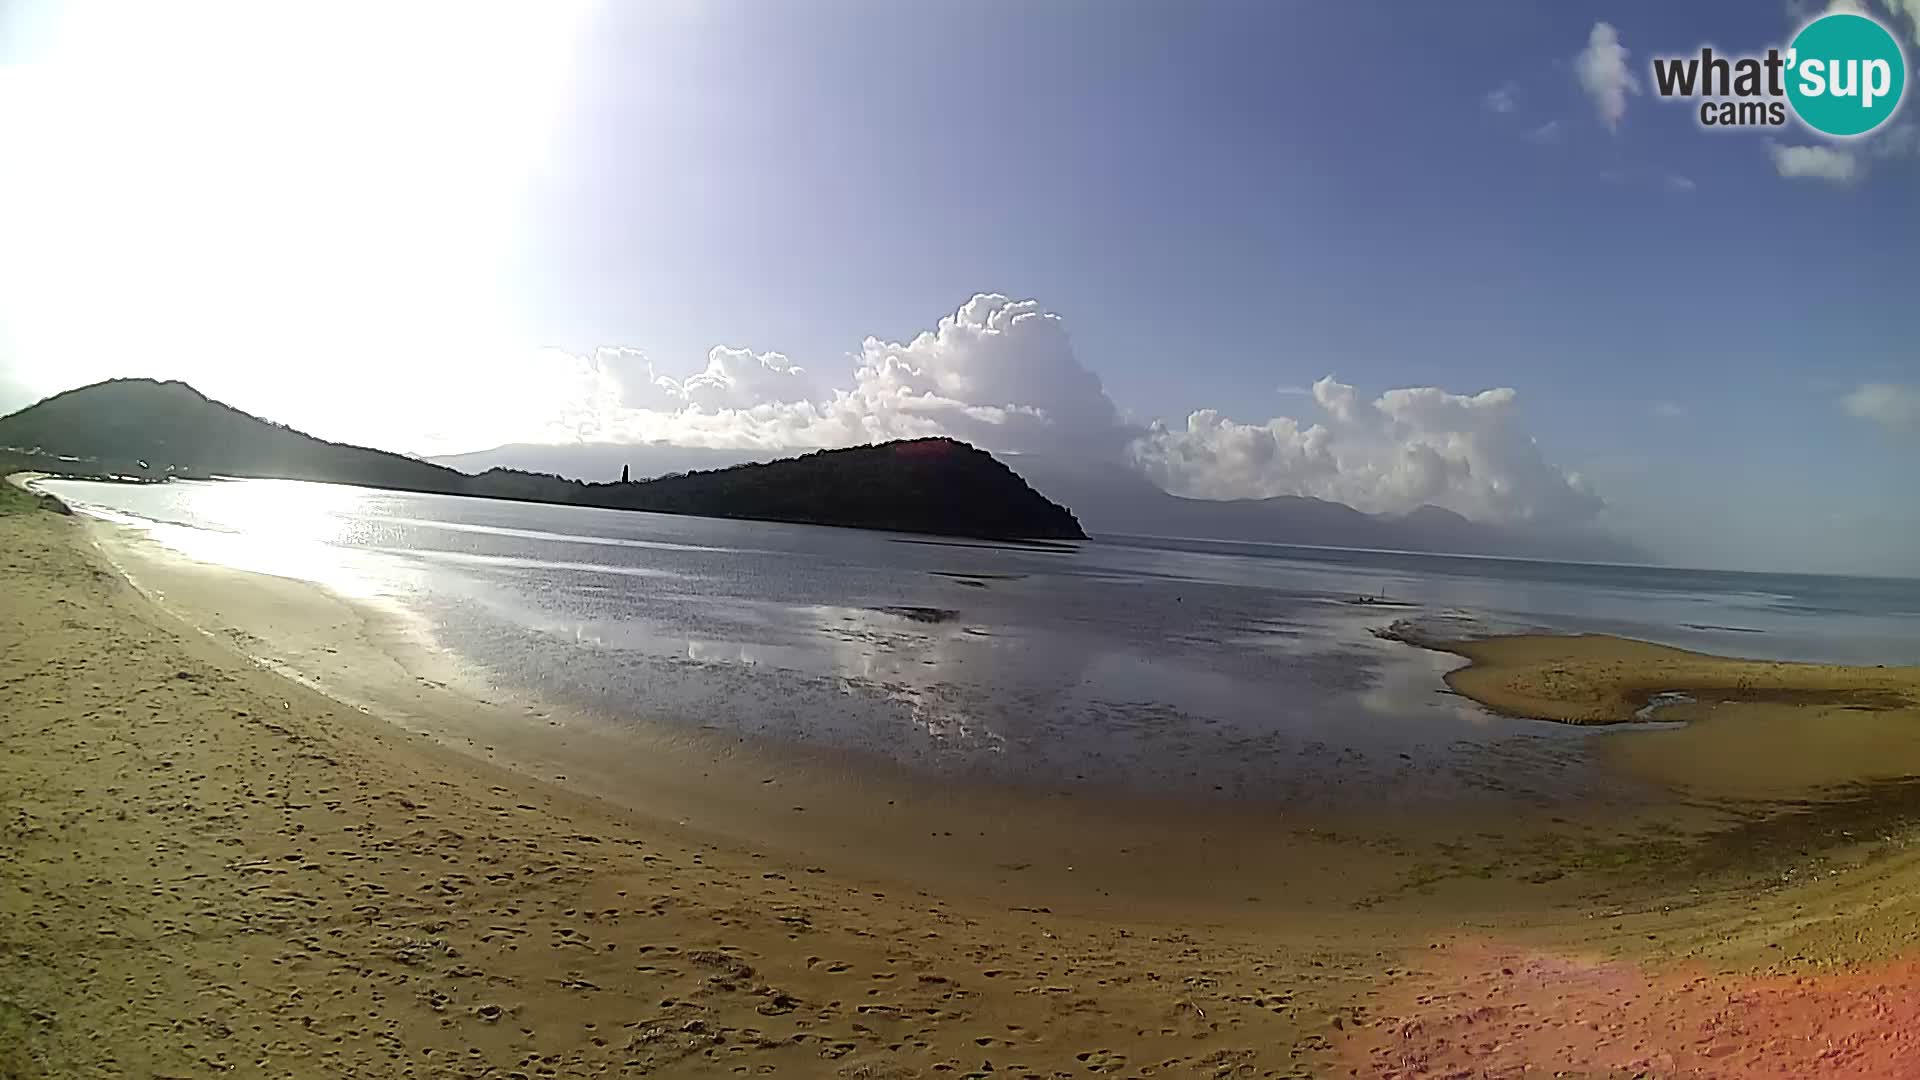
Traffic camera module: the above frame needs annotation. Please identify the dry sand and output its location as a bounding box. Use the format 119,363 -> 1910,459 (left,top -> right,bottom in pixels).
11,495 -> 1920,1078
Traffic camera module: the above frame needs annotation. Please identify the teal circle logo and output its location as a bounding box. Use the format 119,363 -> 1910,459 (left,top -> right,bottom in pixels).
1786,13 -> 1907,136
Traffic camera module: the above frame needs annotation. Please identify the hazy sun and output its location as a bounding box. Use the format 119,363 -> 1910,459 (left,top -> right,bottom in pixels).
0,2 -> 594,451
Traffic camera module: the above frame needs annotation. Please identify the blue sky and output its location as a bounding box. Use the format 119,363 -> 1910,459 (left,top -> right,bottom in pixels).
0,1 -> 1914,573
512,0 -> 1919,571
520,1 -> 1913,404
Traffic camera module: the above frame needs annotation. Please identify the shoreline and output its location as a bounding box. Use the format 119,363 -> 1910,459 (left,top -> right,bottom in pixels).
14,501 -> 1920,1074
79,510 -> 1624,923
1,504 -> 1380,1076
56,499 -> 1920,915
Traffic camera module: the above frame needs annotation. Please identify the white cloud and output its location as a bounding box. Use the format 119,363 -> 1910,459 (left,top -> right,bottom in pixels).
1652,400 -> 1687,418
1665,174 -> 1697,192
510,295 -> 1131,457
1525,120 -> 1563,144
1881,0 -> 1920,44
1129,376 -> 1604,524
1484,81 -> 1521,114
1768,141 -> 1862,182
1276,384 -> 1313,396
1844,383 -> 1920,430
3,243 -> 1603,523
1575,23 -> 1640,133
493,298 -> 1602,525
678,347 -> 814,413
839,295 -> 1129,456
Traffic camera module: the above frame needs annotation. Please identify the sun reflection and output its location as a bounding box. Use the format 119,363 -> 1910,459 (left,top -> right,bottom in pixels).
87,480 -> 387,600
203,478 -> 367,545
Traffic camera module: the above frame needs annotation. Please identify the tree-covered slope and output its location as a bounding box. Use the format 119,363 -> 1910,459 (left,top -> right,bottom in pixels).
596,439 -> 1084,539
0,379 -> 1085,540
0,379 -> 466,492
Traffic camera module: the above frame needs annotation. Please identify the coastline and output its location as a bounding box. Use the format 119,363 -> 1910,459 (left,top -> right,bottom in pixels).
12,501 -> 1920,1074
0,500 -> 1373,1076
74,508 -> 1614,922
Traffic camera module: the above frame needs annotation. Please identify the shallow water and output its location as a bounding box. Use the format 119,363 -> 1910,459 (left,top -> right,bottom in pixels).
42,477 -> 1920,807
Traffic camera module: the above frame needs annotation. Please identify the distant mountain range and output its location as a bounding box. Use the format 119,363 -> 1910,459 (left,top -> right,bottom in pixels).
1006,457 -> 1649,563
0,379 -> 1083,540
437,441 -> 1650,564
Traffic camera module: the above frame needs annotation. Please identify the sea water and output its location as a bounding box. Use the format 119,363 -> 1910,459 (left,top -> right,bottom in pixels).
42,476 -> 1920,804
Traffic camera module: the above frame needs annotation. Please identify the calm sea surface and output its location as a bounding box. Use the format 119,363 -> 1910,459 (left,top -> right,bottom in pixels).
42,477 -> 1920,805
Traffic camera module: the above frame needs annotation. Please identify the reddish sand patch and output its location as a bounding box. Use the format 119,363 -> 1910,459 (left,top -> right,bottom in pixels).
1342,941 -> 1920,1078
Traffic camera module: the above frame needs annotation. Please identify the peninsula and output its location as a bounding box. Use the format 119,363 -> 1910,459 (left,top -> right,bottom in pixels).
0,378 -> 1085,541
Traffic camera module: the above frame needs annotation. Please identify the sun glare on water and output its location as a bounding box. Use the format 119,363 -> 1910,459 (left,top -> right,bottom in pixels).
125,479 -> 388,600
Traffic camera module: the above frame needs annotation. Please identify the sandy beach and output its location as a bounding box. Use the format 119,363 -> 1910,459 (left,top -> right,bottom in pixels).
10,494 -> 1920,1077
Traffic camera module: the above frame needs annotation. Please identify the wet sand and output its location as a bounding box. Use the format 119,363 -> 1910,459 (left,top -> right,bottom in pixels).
1334,627 -> 1920,1076
1393,627 -> 1918,727
81,512 -> 1719,925
1390,624 -> 1920,803
11,493 -> 1920,1077
2,498 -> 1373,1078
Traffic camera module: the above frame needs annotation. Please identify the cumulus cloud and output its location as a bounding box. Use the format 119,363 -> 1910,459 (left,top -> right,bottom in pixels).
1575,23 -> 1640,133
463,296 -> 1603,525
520,295 -> 1131,456
839,295 -> 1130,456
1844,383 -> 1920,430
564,344 -> 818,416
1769,141 -> 1862,182
1761,108 -> 1915,187
1129,376 -> 1604,524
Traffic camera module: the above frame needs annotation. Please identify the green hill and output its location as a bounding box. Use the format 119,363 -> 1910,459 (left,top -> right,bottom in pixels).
586,440 -> 1084,539
0,379 -> 1084,541
0,379 -> 466,492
